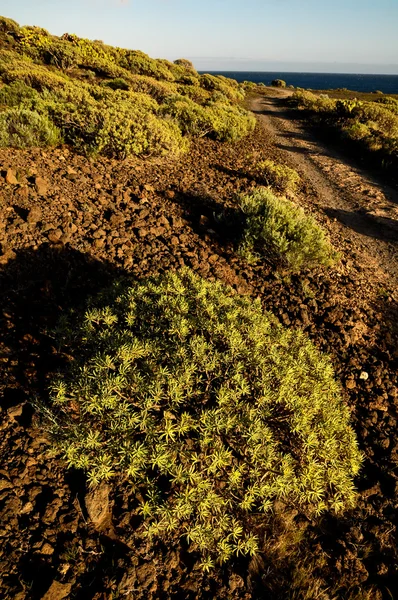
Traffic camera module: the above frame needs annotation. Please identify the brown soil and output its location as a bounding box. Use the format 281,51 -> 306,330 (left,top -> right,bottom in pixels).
1,91 -> 397,599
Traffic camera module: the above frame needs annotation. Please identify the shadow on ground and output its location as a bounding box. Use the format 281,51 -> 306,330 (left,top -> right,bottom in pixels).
324,207 -> 398,243
0,244 -> 125,411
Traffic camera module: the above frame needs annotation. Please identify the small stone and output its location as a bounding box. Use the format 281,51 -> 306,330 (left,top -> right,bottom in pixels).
149,226 -> 166,237
47,229 -> 63,243
85,482 -> 111,529
65,222 -> 78,235
41,580 -> 72,600
199,215 -> 209,227
27,206 -> 42,224
345,379 -> 356,390
34,176 -> 49,196
165,190 -> 175,199
21,501 -> 34,515
40,543 -> 54,555
7,404 -> 24,420
359,371 -> 369,381
5,169 -> 18,185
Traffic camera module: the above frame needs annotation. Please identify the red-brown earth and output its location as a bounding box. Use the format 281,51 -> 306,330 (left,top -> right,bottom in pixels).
0,90 -> 397,599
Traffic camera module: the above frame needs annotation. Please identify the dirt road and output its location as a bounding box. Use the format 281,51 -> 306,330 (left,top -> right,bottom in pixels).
250,92 -> 398,288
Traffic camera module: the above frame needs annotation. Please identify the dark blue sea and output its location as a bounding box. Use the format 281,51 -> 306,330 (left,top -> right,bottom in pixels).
200,72 -> 398,94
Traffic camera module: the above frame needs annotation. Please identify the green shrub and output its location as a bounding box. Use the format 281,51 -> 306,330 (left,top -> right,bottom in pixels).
46,268 -> 361,568
374,96 -> 398,115
0,80 -> 40,107
177,84 -> 210,104
242,80 -> 257,91
0,108 -> 61,148
56,91 -> 187,158
103,77 -> 130,91
353,102 -> 398,136
129,74 -> 177,102
238,188 -> 338,270
271,79 -> 286,88
341,121 -> 370,142
255,159 -> 300,194
173,58 -> 197,72
208,102 -> 256,142
0,16 -> 20,34
160,95 -> 213,137
199,73 -> 245,103
290,90 -> 335,113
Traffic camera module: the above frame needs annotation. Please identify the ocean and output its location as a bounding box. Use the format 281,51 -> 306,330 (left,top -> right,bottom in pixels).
200,71 -> 398,94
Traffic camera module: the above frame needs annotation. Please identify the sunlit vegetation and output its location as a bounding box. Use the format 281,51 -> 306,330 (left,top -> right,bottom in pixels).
238,188 -> 338,270
44,269 -> 361,568
254,159 -> 301,194
289,90 -> 398,171
0,16 -> 255,157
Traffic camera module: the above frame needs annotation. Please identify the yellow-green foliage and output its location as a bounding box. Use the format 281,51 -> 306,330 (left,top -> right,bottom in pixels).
239,188 -> 338,270
200,73 -> 245,103
0,15 -> 254,157
0,16 -> 20,34
160,95 -> 213,137
289,90 -> 336,113
129,74 -> 177,102
160,95 -> 256,141
289,90 -> 398,169
207,102 -> 256,142
271,79 -> 286,88
0,50 -> 71,90
375,95 -> 398,115
46,269 -> 361,568
0,107 -> 61,148
255,159 -> 300,194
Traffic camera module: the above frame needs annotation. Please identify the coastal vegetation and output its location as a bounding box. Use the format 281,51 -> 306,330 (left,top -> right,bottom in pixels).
238,188 -> 338,270
0,17 -> 255,157
289,89 -> 398,173
44,268 -> 361,568
1,12 -> 394,600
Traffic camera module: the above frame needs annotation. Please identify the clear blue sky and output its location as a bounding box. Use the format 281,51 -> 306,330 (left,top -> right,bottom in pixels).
1,0 -> 397,73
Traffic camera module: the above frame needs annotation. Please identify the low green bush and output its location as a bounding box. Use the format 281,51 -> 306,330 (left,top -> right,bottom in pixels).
0,17 -> 256,156
160,95 -> 213,137
45,268 -> 361,569
208,102 -> 256,142
103,77 -> 130,91
0,107 -> 61,148
288,91 -> 398,172
129,74 -> 177,102
56,92 -> 187,158
0,15 -> 20,34
173,58 -> 197,72
271,79 -> 286,88
0,80 -> 40,107
255,159 -> 300,194
238,188 -> 338,270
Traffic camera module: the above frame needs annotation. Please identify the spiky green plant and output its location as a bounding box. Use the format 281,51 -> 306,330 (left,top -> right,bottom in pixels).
238,188 -> 338,270
45,269 -> 361,567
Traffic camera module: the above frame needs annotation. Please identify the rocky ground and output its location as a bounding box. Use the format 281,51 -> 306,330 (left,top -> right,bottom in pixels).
0,91 -> 397,599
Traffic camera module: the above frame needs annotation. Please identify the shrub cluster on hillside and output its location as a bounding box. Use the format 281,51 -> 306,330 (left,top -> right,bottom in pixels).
238,188 -> 338,270
45,269 -> 361,569
289,90 -> 398,172
0,17 -> 255,156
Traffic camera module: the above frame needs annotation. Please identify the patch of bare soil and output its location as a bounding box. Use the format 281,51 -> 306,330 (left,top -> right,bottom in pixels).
0,105 -> 397,599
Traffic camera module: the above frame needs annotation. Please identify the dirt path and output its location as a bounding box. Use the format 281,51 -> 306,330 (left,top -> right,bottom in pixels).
249,92 -> 398,289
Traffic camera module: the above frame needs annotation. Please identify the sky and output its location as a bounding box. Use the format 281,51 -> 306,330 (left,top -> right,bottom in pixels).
1,0 -> 397,73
